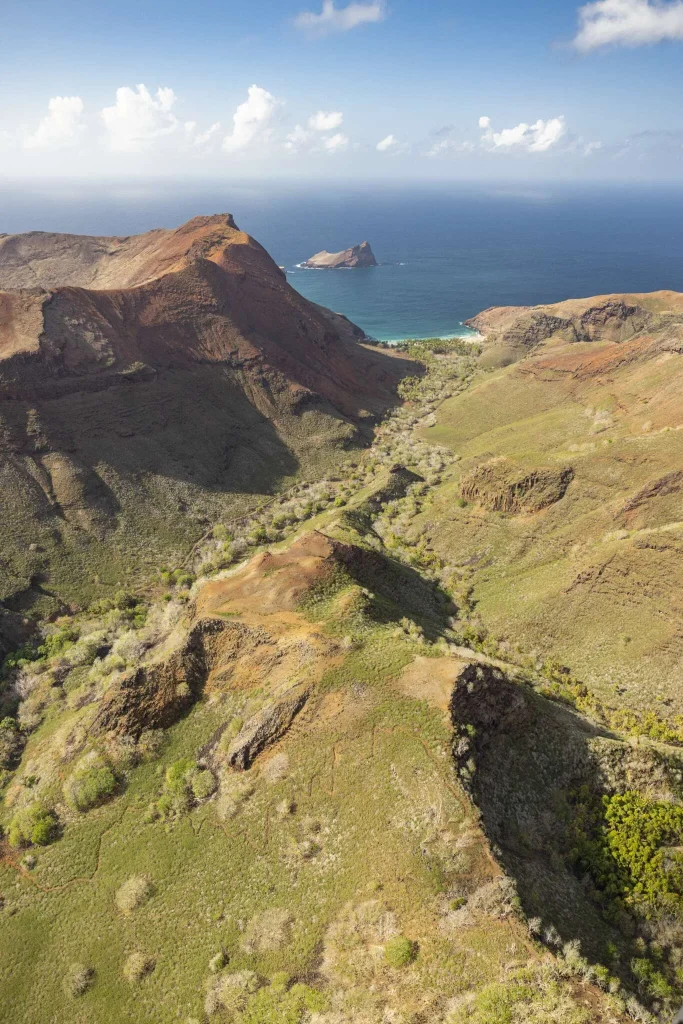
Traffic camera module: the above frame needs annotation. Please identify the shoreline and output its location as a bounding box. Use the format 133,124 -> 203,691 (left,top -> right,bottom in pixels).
370,327 -> 483,346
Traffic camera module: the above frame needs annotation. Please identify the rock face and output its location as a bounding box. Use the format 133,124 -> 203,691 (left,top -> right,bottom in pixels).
302,241 -> 377,269
464,290 -> 683,356
0,215 -> 411,606
226,685 -> 310,770
459,457 -> 573,514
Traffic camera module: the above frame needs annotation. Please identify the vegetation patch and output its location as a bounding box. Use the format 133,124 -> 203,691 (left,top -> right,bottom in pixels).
63,752 -> 117,812
115,874 -> 154,915
62,963 -> 94,999
568,789 -> 683,919
384,935 -> 417,968
122,951 -> 155,983
7,803 -> 58,848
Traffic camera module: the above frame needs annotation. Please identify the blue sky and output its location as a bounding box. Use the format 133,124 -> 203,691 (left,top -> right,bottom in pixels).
2,0 -> 683,180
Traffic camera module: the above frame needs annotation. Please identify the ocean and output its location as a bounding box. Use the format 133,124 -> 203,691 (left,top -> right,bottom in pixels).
3,180 -> 683,341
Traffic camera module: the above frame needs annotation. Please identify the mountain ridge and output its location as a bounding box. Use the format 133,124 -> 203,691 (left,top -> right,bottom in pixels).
0,215 -> 411,610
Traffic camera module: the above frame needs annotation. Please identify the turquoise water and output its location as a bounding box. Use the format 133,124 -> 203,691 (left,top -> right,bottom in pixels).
3,181 -> 683,341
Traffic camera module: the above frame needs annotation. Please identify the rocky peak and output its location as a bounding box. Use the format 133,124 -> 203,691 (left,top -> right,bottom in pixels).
302,240 -> 378,269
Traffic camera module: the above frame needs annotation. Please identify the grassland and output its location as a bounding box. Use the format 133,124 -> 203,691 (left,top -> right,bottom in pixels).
1,325 -> 682,1022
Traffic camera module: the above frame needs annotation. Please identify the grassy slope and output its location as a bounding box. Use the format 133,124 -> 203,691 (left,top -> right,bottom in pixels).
418,341 -> 683,710
5,331 -> 680,1022
0,605 -> 547,1023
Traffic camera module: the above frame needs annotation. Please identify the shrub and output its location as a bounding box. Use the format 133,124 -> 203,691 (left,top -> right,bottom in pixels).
384,935 -> 417,968
0,720 -> 22,770
191,769 -> 217,801
241,908 -> 293,954
123,951 -> 155,983
241,979 -> 327,1024
115,874 -> 153,915
157,757 -> 197,818
205,969 -> 262,1017
63,755 -> 117,812
209,951 -> 227,973
63,963 -> 94,998
8,804 -> 58,848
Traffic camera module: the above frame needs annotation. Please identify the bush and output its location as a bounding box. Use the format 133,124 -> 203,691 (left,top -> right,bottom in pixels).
205,969 -> 262,1017
63,963 -> 94,998
191,769 -> 217,801
240,979 -> 327,1024
123,951 -> 155,983
38,628 -> 78,660
63,754 -> 117,812
115,874 -> 153,915
156,758 -> 216,815
0,719 -> 22,770
384,935 -> 417,968
8,804 -> 58,848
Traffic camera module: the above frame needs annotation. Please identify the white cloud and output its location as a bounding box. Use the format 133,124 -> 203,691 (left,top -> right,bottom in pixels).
308,110 -> 343,131
24,96 -> 85,150
324,132 -> 349,152
584,140 -> 603,155
573,0 -> 683,51
285,124 -> 311,151
101,85 -> 178,152
223,85 -> 279,153
376,133 -> 397,151
480,115 -> 567,153
294,0 -> 385,35
185,120 -> 221,149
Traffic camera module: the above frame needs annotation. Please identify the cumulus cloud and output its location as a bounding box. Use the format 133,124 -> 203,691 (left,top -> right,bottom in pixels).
101,85 -> 178,152
323,132 -> 349,152
308,110 -> 343,131
573,0 -> 683,50
223,85 -> 279,153
24,96 -> 85,150
480,115 -> 567,153
294,0 -> 385,35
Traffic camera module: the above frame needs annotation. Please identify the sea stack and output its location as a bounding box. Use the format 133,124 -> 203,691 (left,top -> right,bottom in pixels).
302,241 -> 378,269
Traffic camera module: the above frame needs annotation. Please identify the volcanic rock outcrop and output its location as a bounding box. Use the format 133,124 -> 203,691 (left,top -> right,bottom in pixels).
465,290 -> 683,360
302,241 -> 377,269
0,215 -> 409,607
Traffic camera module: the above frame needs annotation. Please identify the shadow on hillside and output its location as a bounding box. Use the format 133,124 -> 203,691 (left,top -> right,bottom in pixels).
450,664 -> 683,1009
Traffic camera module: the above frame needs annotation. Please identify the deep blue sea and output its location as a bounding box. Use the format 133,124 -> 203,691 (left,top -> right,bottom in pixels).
3,180 -> 683,341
